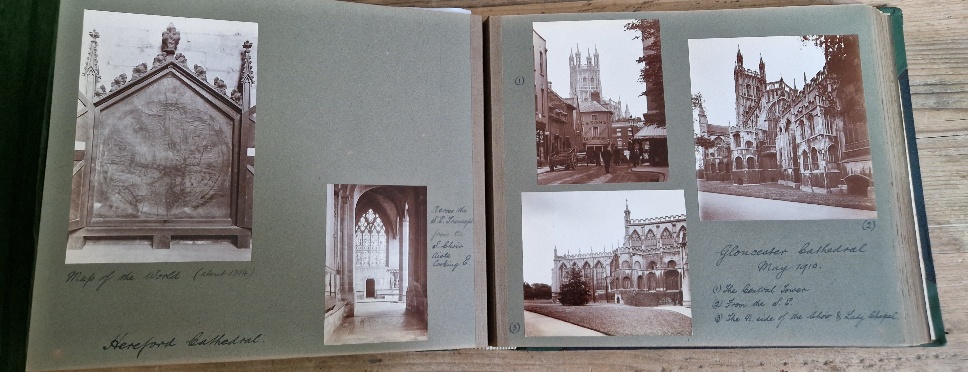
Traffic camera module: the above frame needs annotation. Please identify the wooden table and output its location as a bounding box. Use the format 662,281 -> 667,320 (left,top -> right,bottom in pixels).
24,0 -> 968,370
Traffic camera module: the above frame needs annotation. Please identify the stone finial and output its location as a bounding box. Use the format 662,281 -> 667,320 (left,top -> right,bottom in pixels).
161,23 -> 181,54
231,88 -> 242,105
82,29 -> 101,81
151,53 -> 166,69
131,63 -> 148,80
213,77 -> 227,95
174,53 -> 188,68
109,73 -> 127,92
240,40 -> 255,85
193,64 -> 207,82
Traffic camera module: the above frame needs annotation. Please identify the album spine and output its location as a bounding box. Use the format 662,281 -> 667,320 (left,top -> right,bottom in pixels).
881,6 -> 945,345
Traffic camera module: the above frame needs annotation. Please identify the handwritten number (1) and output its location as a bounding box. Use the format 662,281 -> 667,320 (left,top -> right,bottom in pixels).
514,76 -> 525,85
509,322 -> 521,334
861,220 -> 876,231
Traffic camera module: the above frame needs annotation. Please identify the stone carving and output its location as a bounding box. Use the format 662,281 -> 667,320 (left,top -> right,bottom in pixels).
174,53 -> 188,68
213,77 -> 227,95
231,88 -> 242,105
161,23 -> 180,54
240,40 -> 255,85
82,29 -> 101,81
95,85 -> 107,99
109,73 -> 127,92
152,53 -> 167,69
193,64 -> 207,82
130,63 -> 148,80
93,76 -> 232,220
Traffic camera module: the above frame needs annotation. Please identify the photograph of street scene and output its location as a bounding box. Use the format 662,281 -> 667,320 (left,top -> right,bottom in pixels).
521,190 -> 691,337
533,20 -> 668,185
691,35 -> 877,220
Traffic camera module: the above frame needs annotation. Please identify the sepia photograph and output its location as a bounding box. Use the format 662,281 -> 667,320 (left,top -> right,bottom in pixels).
324,184 -> 429,345
66,10 -> 257,263
691,35 -> 877,221
521,190 -> 691,337
533,20 -> 668,185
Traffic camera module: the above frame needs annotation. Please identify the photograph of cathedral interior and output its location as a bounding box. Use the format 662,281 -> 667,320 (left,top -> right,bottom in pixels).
521,190 -> 691,337
533,19 -> 669,185
324,184 -> 429,345
690,35 -> 878,221
66,11 -> 257,263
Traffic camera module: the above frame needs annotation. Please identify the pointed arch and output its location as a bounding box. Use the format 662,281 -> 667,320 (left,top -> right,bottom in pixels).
354,209 -> 387,266
661,227 -> 673,246
594,261 -> 606,291
644,229 -> 657,248
664,270 -> 681,291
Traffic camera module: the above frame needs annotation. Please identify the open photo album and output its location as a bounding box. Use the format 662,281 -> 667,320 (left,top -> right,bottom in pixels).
23,0 -> 940,369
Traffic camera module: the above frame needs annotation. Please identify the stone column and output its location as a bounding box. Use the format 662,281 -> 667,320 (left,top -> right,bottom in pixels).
339,187 -> 356,316
400,206 -> 409,302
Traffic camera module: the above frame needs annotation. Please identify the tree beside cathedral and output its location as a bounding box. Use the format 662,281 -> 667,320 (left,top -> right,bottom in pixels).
558,267 -> 590,306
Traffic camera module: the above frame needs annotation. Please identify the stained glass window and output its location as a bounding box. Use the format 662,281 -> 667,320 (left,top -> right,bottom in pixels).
354,209 -> 386,266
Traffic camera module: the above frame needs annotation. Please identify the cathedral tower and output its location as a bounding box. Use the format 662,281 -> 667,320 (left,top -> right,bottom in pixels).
733,48 -> 767,128
569,46 -> 603,103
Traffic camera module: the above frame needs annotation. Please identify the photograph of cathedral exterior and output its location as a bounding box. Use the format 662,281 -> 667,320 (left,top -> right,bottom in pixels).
324,184 -> 428,345
67,11 -> 257,263
521,190 -> 691,337
690,35 -> 877,221
533,20 -> 669,185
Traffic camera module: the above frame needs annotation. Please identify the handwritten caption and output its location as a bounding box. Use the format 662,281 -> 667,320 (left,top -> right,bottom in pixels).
102,331 -> 264,358
711,234 -> 897,329
65,267 -> 254,291
430,205 -> 472,272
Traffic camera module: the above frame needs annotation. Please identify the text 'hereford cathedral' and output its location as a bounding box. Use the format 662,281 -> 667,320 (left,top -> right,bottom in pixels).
697,43 -> 873,196
551,204 -> 689,307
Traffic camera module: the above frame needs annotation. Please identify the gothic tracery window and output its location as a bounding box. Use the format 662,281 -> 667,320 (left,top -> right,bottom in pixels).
661,228 -> 673,246
354,209 -> 387,266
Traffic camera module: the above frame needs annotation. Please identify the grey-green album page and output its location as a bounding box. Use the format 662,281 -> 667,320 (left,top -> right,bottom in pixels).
28,0 -> 480,369
501,5 -> 912,347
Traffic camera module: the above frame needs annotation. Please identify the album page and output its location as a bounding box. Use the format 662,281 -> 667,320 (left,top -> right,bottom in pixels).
27,0 -> 485,369
488,4 -> 930,347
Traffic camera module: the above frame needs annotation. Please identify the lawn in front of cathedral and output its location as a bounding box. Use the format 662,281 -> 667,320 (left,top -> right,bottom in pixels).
524,301 -> 691,336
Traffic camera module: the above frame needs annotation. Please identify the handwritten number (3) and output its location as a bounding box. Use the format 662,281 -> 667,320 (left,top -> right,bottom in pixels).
861,220 -> 875,231
509,322 -> 521,334
514,76 -> 525,85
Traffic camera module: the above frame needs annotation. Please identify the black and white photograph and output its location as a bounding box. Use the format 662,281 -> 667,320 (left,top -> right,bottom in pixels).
324,184 -> 429,345
533,20 -> 668,185
66,11 -> 257,263
691,35 -> 877,221
521,190 -> 691,337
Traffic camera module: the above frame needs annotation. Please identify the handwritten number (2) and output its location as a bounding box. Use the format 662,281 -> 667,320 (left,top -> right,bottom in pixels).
861,220 -> 875,231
